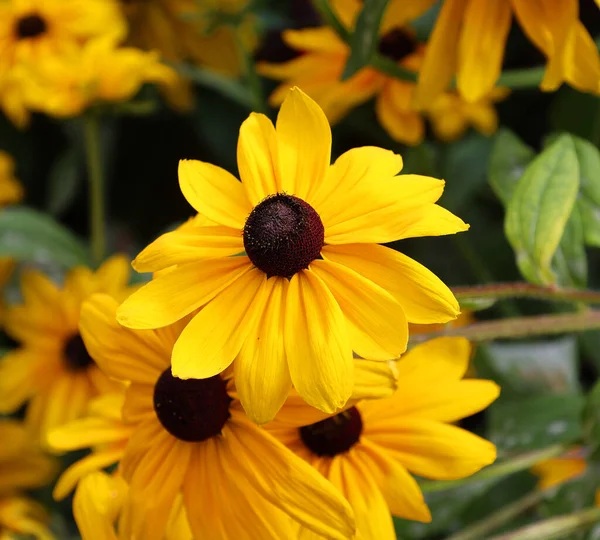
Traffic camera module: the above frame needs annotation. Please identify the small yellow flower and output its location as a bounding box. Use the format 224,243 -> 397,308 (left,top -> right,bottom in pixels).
117,87 -> 467,422
73,472 -> 193,540
22,37 -> 181,118
259,1 -> 507,145
0,255 -> 131,439
266,337 -> 500,539
0,0 -> 127,126
78,293 -> 356,540
399,0 -> 600,107
0,419 -> 57,540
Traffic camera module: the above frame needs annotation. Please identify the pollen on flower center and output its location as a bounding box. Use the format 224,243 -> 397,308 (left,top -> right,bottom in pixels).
153,370 -> 231,442
64,334 -> 95,371
299,407 -> 363,457
243,193 -> 324,278
378,28 -> 417,62
15,14 -> 47,39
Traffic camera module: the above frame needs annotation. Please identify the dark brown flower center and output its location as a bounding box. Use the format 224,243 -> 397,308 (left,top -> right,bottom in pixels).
15,14 -> 47,39
299,407 -> 363,457
243,194 -> 324,278
64,334 -> 94,372
378,28 -> 417,62
153,370 -> 231,442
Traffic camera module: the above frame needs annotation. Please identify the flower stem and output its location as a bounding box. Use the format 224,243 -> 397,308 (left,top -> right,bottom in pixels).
446,488 -> 553,540
489,506 -> 600,540
83,112 -> 106,266
420,444 -> 568,494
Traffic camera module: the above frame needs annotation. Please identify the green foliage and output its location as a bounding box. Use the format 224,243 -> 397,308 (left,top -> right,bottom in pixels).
583,380 -> 600,461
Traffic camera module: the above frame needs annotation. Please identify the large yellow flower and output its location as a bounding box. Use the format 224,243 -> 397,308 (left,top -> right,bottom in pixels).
73,472 -> 193,540
0,419 -> 56,540
0,255 -> 131,439
403,0 -> 600,107
117,87 -> 467,422
23,37 -> 182,118
265,337 -> 500,540
79,293 -> 356,540
258,0 -> 507,145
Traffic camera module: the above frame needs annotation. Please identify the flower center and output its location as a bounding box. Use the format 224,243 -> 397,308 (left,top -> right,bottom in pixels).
64,334 -> 95,372
243,194 -> 324,278
299,407 -> 363,457
15,14 -> 47,39
378,28 -> 417,62
153,370 -> 231,442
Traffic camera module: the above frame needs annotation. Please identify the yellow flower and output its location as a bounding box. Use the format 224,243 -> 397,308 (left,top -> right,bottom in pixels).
0,419 -> 57,540
117,87 -> 467,422
73,472 -> 193,540
0,0 -> 126,126
258,1 -> 507,145
266,337 -> 500,539
0,151 -> 23,206
0,255 -> 131,439
120,0 -> 257,77
79,293 -> 356,540
400,0 -> 600,107
22,37 -> 181,118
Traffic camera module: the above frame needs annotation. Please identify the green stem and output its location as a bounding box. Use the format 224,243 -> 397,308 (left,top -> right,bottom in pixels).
452,283 -> 600,306
489,506 -> 600,540
420,444 -> 567,493
409,310 -> 600,344
311,0 -> 350,41
446,488 -> 553,540
496,67 -> 545,89
83,112 -> 106,266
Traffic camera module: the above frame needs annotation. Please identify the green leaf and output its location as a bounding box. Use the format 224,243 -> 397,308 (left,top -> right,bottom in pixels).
540,464 -> 600,518
0,207 -> 89,268
583,380 -> 600,460
46,148 -> 81,217
342,0 -> 389,79
488,393 -> 585,453
484,337 -> 581,396
489,128 -> 536,205
571,135 -> 600,247
552,206 -> 587,287
505,135 -> 580,286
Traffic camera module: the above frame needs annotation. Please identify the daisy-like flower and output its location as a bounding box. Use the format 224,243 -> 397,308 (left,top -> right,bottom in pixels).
117,87 -> 467,422
0,419 -> 57,540
22,37 -> 182,118
73,472 -> 193,540
80,293 -> 356,540
265,337 -> 500,539
0,255 -> 131,439
403,0 -> 600,107
258,1 -> 507,145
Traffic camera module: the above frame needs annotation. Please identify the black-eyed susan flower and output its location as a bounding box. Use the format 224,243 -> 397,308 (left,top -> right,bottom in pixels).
80,293 -> 356,540
73,472 -> 193,540
0,255 -> 131,439
402,0 -> 600,107
22,37 -> 182,118
0,0 -> 126,126
0,419 -> 57,540
117,86 -> 467,422
265,337 -> 500,539
258,0 -> 507,145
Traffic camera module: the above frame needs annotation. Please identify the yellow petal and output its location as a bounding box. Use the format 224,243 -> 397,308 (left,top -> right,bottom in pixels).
531,456 -> 587,489
276,87 -> 331,199
352,359 -> 398,401
226,418 -> 356,540
322,244 -> 460,324
47,417 -> 129,452
116,257 -> 253,329
564,22 -> 600,94
375,82 -> 425,146
133,226 -> 244,272
178,159 -> 251,229
313,146 -> 403,226
415,0 -> 468,108
235,278 -> 292,424
172,269 -> 268,379
237,112 -> 280,205
311,260 -> 408,360
285,270 -> 353,413
456,0 -> 512,102
382,0 -> 438,32
95,254 -> 131,296
0,349 -> 40,413
282,28 -> 348,55
367,418 -> 496,480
